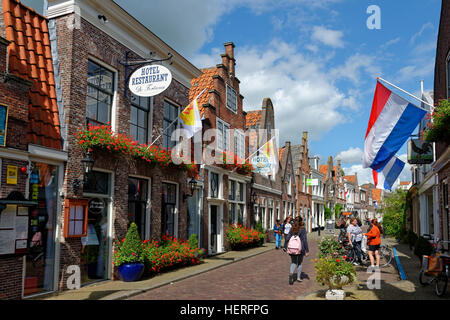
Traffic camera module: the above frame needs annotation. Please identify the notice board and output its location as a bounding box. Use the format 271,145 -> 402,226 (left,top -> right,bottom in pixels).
0,205 -> 29,255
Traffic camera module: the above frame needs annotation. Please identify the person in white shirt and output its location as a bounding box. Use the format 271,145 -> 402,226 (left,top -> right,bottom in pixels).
283,216 -> 293,246
347,218 -> 363,265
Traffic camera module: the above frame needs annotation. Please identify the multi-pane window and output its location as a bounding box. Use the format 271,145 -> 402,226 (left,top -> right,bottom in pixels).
130,94 -> 151,145
226,84 -> 237,113
234,130 -> 245,159
210,172 -> 219,198
163,100 -> 179,150
217,118 -> 230,151
287,174 -> 292,196
228,180 -> 245,225
162,183 -> 177,236
86,60 -> 115,126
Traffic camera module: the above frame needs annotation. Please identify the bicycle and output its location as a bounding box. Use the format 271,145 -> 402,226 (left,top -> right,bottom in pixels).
418,237 -> 450,297
341,235 -> 393,268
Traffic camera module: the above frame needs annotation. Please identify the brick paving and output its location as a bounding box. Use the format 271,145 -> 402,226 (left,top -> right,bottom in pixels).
129,233 -> 323,300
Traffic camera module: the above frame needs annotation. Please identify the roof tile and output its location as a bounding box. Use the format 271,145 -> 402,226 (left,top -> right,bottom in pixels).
3,0 -> 61,150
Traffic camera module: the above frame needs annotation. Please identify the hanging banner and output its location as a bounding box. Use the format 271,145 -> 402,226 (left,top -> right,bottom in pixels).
307,179 -> 319,186
129,64 -> 172,97
251,155 -> 271,174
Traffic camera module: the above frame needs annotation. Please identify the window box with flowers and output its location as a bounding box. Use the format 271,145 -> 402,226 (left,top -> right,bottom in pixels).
423,99 -> 450,143
75,124 -> 197,175
218,151 -> 254,175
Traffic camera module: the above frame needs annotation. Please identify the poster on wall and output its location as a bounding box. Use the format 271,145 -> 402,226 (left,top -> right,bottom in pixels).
0,105 -> 8,147
7,165 -> 18,184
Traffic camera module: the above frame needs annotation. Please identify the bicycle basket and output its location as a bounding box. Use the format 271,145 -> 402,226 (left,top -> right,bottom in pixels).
423,254 -> 443,275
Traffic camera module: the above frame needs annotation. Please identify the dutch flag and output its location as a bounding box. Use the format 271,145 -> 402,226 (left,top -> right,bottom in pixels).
363,81 -> 426,171
372,156 -> 405,191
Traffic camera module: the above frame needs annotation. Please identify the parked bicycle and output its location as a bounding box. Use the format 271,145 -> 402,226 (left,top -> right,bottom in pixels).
341,235 -> 393,267
419,236 -> 450,297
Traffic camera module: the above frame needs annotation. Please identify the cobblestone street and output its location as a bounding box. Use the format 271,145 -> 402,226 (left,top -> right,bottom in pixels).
130,234 -> 323,300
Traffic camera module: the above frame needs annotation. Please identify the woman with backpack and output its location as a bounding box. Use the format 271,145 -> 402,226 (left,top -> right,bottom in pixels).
283,217 -> 309,285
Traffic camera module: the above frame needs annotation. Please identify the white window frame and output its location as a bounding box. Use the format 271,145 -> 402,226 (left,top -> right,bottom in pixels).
216,118 -> 230,152
86,56 -> 118,131
233,129 -> 245,159
163,99 -> 181,150
226,83 -> 237,114
130,95 -> 153,145
228,179 -> 246,225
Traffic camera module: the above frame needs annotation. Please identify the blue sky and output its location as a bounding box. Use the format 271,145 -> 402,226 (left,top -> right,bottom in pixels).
23,0 -> 442,185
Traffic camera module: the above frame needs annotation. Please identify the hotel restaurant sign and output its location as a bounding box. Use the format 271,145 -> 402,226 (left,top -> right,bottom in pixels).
129,64 -> 172,97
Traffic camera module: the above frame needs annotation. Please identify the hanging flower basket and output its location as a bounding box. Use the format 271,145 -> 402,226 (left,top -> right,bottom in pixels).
422,99 -> 450,143
218,151 -> 254,175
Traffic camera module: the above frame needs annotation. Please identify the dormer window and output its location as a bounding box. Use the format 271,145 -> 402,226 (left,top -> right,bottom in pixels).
226,84 -> 237,113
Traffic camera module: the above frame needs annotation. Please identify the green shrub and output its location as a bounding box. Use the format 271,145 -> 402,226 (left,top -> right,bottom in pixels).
324,206 -> 332,220
414,236 -> 433,260
318,237 -> 344,259
226,224 -> 265,250
255,221 -> 265,234
189,233 -> 199,248
113,222 -> 144,267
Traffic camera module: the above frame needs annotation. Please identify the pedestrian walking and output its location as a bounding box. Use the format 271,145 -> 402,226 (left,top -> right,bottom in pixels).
347,218 -> 363,265
364,219 -> 382,268
273,219 -> 283,249
282,216 -> 293,246
283,217 -> 309,285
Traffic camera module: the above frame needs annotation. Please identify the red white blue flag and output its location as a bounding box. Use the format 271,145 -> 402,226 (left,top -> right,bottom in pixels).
363,81 -> 426,171
372,156 -> 405,191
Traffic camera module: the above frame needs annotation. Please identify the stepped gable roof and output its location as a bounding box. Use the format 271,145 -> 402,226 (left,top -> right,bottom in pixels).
3,0 -> 61,149
372,188 -> 382,201
189,67 -> 219,115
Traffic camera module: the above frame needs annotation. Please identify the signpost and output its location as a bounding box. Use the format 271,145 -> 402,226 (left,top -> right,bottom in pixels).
407,139 -> 433,164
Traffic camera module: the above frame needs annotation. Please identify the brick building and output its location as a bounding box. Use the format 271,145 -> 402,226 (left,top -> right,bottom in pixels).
320,156 -> 345,221
0,0 -> 66,299
292,132 -> 312,231
39,0 -> 200,295
245,98 -> 282,239
278,142 -> 297,223
189,42 -> 252,255
432,0 -> 449,248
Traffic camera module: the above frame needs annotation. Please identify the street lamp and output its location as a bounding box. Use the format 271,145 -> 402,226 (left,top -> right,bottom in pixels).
183,177 -> 198,201
73,151 -> 95,194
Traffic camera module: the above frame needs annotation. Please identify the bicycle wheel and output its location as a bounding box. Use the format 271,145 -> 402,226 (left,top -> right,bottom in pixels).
419,270 -> 429,286
435,272 -> 448,297
380,245 -> 393,268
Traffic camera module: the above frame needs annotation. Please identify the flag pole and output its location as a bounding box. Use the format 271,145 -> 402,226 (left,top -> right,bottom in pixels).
377,77 -> 433,111
146,88 -> 207,150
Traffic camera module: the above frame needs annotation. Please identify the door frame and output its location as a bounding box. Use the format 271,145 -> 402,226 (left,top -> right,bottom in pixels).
208,202 -> 223,255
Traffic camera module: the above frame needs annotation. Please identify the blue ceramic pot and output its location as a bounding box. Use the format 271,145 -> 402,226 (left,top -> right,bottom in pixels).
118,262 -> 144,282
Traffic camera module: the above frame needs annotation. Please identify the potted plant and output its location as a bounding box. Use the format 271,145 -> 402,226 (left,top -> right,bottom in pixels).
113,223 -> 144,282
423,99 -> 450,143
315,237 -> 357,300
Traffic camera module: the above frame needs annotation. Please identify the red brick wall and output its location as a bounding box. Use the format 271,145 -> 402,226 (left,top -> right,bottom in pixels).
54,15 -> 190,287
0,256 -> 23,300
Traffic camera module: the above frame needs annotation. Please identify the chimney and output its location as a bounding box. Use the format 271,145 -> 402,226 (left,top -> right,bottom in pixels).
224,42 -> 235,76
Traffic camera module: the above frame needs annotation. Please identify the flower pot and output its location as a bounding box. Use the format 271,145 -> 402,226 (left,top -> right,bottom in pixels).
325,289 -> 345,300
118,262 -> 144,282
326,275 -> 350,290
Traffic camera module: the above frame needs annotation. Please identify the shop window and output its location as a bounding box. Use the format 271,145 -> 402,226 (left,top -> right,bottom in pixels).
86,60 -> 115,126
130,94 -> 151,145
64,199 -> 88,238
163,100 -> 179,150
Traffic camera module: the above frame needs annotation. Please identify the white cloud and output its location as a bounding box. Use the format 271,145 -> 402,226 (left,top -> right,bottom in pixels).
330,53 -> 381,85
380,37 -> 401,49
336,147 -> 363,164
410,22 -> 434,45
311,26 -> 344,48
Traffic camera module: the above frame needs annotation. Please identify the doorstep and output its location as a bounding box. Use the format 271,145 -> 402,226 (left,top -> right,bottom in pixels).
40,243 -> 275,300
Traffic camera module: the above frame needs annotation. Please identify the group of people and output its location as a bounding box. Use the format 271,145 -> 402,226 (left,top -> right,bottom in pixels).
343,217 -> 384,268
273,216 -> 309,285
272,214 -> 385,286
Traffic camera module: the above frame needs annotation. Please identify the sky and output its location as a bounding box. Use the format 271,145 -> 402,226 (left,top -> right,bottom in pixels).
23,0 -> 442,187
